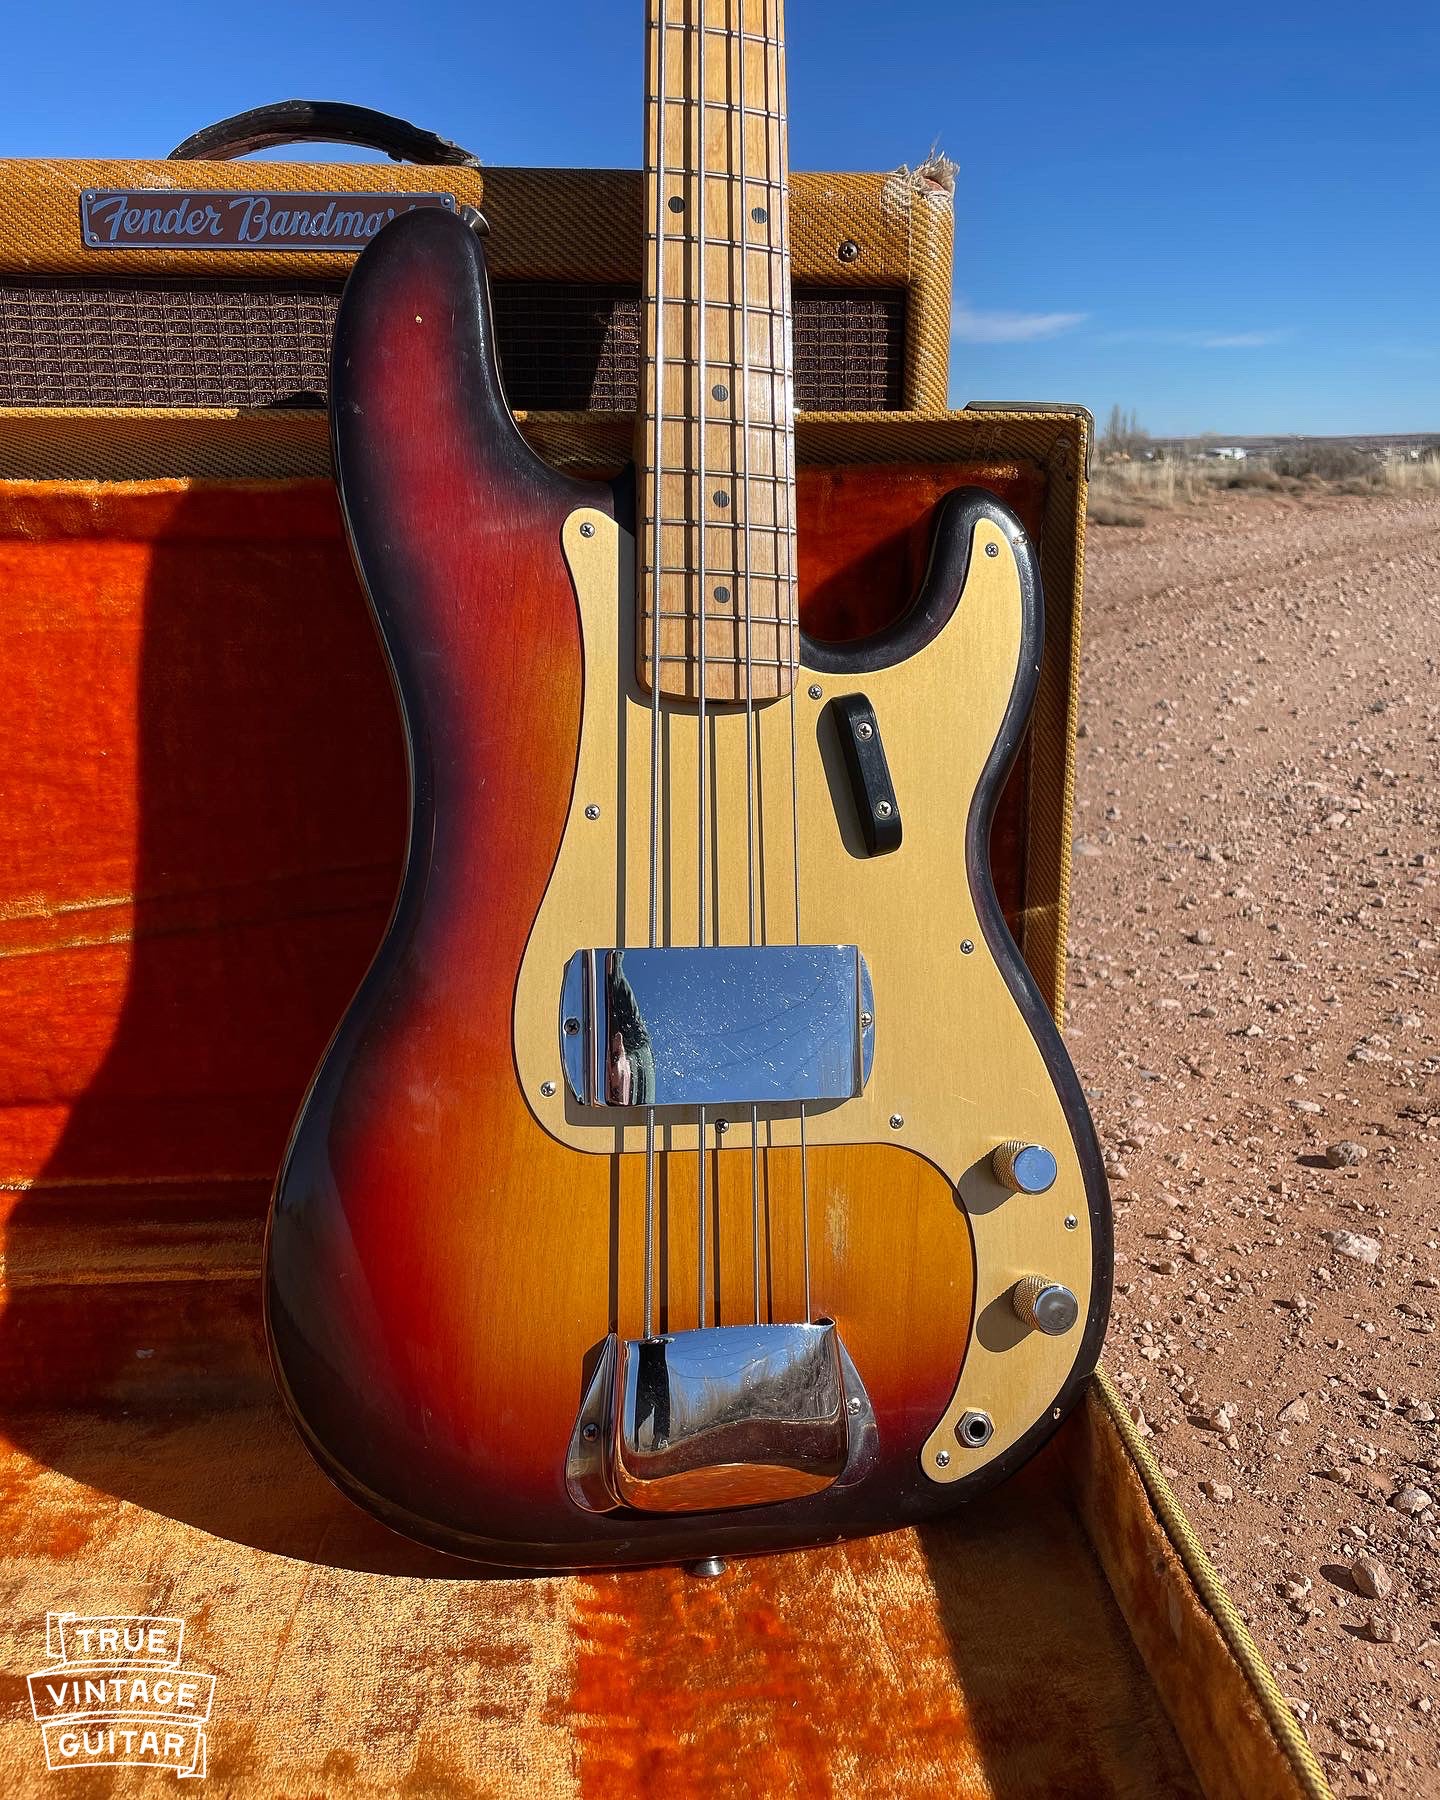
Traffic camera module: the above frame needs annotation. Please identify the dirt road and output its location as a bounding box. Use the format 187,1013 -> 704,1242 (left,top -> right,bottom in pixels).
1072,490 -> 1440,1797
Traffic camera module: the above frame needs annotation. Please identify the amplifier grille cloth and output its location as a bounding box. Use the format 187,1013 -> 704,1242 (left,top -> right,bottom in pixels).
0,279 -> 906,411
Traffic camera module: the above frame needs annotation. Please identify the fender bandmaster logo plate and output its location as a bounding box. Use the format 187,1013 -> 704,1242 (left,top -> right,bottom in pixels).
80,188 -> 457,251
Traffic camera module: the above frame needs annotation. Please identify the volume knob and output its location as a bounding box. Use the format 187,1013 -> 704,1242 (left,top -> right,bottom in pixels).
1011,1276 -> 1080,1336
991,1140 -> 1058,1194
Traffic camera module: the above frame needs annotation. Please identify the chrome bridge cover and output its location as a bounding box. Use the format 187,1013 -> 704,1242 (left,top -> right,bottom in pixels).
566,1322 -> 878,1515
559,945 -> 874,1109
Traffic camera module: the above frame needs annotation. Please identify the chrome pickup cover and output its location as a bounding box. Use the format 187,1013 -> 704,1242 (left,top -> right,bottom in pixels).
559,945 -> 874,1109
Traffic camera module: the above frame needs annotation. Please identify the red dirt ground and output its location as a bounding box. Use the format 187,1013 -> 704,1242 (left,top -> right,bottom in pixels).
1074,489 -> 1440,1797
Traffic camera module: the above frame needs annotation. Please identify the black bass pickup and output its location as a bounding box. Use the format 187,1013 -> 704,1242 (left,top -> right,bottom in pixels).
830,693 -> 902,855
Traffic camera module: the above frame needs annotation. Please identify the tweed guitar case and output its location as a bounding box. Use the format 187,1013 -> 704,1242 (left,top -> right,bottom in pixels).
0,108 -> 1328,1798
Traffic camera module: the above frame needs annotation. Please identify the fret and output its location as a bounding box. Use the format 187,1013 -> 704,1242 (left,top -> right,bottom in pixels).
650,467 -> 793,482
646,564 -> 793,577
695,101 -> 787,121
653,654 -> 796,670
661,24 -> 785,46
647,611 -> 795,627
647,297 -> 789,317
654,513 -> 794,530
645,233 -> 785,251
652,414 -> 790,429
645,356 -> 787,376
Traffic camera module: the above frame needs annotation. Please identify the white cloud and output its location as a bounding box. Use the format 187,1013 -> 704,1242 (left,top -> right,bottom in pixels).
1195,331 -> 1287,349
1099,327 -> 1289,350
951,303 -> 1087,344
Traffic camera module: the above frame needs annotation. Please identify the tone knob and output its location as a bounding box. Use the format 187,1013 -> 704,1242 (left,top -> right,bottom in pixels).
991,1140 -> 1058,1194
1011,1276 -> 1080,1336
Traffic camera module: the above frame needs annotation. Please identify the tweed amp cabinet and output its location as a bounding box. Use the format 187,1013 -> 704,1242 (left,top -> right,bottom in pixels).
0,109 -> 1327,1800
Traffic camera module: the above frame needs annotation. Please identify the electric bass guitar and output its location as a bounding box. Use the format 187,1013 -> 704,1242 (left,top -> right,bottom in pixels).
266,0 -> 1111,1569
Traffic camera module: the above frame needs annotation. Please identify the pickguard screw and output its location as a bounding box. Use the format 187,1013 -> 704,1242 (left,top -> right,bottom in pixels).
875,800 -> 893,819
847,1395 -> 863,1415
985,541 -> 1000,558
807,683 -> 823,700
584,803 -> 600,820
838,239 -> 860,262
889,1113 -> 904,1130
860,1011 -> 873,1028
540,1081 -> 556,1097
856,721 -> 874,740
1064,1214 -> 1078,1230
960,939 -> 975,955
1052,1406 -> 1063,1421
935,1449 -> 951,1468
579,521 -> 595,538
582,1422 -> 599,1442
563,1017 -> 581,1036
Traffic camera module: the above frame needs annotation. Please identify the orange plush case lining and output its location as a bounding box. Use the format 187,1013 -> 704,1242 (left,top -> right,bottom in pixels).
0,476 -> 1323,1798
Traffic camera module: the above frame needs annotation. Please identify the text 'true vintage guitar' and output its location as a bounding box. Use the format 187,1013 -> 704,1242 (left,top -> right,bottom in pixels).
266,0 -> 1111,1569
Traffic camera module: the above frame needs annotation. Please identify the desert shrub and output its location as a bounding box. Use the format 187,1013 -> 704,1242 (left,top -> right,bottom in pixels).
1271,442 -> 1374,481
1087,496 -> 1146,527
1221,466 -> 1284,491
1376,456 -> 1440,492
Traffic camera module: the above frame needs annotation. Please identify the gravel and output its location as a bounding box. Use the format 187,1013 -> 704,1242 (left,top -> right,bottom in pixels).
1072,490 -> 1440,1796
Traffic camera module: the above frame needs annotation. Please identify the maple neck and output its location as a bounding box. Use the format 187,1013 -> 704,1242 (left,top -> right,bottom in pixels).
638,0 -> 797,703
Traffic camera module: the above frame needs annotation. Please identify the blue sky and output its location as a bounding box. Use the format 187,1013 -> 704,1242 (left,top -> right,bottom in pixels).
6,0 -> 1437,435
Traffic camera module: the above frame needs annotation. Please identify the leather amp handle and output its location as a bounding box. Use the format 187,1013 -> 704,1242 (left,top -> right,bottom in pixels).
168,100 -> 480,167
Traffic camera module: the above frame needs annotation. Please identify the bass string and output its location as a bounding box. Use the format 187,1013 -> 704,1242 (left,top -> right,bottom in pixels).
737,0 -> 763,1328
772,4 -> 813,1325
643,0 -> 671,1343
695,0 -> 711,1329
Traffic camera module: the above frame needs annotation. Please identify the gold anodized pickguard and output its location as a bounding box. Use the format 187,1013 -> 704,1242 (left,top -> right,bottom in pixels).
512,507 -> 1093,1481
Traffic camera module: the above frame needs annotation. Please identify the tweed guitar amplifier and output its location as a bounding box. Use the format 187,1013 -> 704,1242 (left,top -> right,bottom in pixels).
0,105 -> 1328,1800
0,101 -> 953,422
